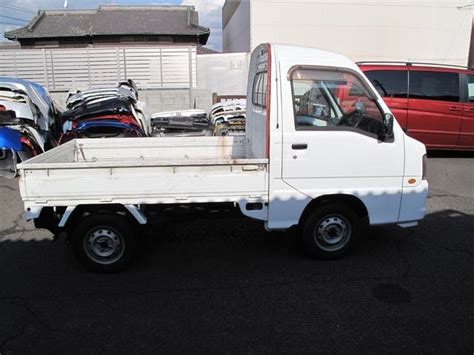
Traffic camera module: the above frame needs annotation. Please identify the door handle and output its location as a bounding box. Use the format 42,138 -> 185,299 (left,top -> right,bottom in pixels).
448,106 -> 461,112
291,143 -> 308,150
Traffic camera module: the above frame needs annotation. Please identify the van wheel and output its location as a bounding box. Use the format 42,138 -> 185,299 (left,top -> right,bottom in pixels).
71,213 -> 137,273
302,203 -> 360,259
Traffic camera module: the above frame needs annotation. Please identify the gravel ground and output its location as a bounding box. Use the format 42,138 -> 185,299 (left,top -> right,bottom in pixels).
0,151 -> 473,354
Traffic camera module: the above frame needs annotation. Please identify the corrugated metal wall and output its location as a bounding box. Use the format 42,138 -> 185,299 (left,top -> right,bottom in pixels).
0,46 -> 197,91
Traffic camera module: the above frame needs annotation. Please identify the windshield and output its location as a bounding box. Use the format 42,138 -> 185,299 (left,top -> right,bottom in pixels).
291,69 -> 384,132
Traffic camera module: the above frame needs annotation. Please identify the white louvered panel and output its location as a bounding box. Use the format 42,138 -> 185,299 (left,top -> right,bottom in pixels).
0,46 -> 196,91
0,50 -> 47,86
48,50 -> 89,90
161,52 -> 191,88
124,48 -> 161,88
87,49 -> 121,89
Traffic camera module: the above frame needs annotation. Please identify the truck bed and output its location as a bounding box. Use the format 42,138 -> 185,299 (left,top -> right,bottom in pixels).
18,137 -> 268,207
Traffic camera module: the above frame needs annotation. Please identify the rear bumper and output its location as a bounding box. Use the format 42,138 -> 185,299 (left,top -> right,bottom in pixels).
398,180 -> 429,224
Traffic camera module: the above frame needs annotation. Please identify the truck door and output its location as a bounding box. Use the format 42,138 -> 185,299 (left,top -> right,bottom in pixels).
281,67 -> 405,225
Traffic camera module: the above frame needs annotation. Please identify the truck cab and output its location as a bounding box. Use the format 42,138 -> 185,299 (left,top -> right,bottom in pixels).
18,43 -> 428,272
247,43 -> 427,228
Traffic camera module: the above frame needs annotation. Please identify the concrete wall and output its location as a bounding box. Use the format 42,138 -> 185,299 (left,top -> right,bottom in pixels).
224,0 -> 473,66
223,0 -> 251,53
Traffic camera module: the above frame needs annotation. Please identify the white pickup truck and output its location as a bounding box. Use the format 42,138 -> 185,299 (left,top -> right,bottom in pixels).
18,44 -> 428,272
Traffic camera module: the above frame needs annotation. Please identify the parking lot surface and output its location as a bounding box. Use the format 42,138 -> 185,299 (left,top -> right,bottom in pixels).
0,152 -> 473,353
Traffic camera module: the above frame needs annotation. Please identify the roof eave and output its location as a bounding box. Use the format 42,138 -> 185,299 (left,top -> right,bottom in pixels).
198,31 -> 210,45
8,31 -> 211,40
4,11 -> 45,40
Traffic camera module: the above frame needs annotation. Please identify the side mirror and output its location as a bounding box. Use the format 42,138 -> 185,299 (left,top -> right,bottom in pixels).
384,113 -> 394,135
379,112 -> 394,141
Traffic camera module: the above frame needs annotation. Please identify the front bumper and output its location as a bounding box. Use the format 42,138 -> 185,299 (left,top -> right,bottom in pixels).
398,180 -> 429,224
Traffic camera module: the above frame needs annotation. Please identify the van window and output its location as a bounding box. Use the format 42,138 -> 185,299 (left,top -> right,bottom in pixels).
364,70 -> 408,98
467,75 -> 474,103
252,71 -> 267,107
409,71 -> 460,102
291,68 -> 385,137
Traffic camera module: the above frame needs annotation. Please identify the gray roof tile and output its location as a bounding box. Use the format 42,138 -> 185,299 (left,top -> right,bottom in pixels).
5,5 -> 209,41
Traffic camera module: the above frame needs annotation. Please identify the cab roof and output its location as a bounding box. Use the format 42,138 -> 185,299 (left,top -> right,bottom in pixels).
269,43 -> 360,73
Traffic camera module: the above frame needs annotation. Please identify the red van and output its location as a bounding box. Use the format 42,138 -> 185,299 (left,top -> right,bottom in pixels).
358,62 -> 474,150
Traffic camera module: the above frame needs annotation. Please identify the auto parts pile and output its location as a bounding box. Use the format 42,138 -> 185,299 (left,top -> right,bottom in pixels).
150,109 -> 209,137
60,80 -> 149,144
209,100 -> 246,136
0,77 -> 60,178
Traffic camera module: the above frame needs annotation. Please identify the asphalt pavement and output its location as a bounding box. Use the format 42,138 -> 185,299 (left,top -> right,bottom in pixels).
0,151 -> 473,354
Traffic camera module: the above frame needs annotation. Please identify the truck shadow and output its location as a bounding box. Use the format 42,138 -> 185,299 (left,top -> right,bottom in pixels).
129,207 -> 473,279
0,208 -> 472,278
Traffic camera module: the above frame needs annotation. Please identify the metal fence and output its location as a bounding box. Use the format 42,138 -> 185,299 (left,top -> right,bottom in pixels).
0,46 -> 197,91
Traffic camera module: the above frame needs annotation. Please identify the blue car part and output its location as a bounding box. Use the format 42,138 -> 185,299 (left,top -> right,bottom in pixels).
74,120 -> 137,131
0,127 -> 22,151
0,127 -> 21,178
61,119 -> 143,142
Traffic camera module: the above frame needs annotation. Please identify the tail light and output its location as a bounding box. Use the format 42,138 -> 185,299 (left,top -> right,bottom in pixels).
20,136 -> 38,156
422,154 -> 427,180
0,105 -> 6,111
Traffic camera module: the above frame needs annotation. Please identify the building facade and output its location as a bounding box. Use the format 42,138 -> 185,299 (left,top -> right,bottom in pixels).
223,0 -> 473,66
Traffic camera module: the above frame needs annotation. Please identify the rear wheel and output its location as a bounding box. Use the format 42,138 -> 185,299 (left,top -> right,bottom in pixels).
302,202 -> 360,259
71,213 -> 137,272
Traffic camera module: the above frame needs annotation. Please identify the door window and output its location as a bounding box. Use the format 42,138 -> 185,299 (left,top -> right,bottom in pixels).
467,75 -> 474,103
291,68 -> 385,137
364,70 -> 408,98
409,71 -> 460,102
252,71 -> 267,107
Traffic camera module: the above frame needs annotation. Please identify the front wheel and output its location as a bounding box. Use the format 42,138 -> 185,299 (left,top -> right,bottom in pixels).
302,203 -> 360,259
71,213 -> 137,272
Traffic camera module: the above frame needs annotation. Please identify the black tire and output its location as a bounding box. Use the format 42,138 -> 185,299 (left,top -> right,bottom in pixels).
71,213 -> 137,273
302,202 -> 360,259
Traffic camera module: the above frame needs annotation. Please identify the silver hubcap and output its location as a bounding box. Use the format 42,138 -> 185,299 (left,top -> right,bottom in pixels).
314,214 -> 351,252
84,227 -> 124,265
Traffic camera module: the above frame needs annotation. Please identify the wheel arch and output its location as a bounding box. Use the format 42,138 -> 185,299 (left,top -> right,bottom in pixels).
61,204 -> 147,232
298,194 -> 369,226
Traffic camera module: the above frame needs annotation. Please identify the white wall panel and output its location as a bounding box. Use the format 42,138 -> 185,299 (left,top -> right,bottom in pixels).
223,1 -> 251,53
224,0 -> 473,66
197,52 -> 250,95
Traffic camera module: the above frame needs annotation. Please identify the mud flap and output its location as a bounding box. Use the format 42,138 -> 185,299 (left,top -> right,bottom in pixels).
0,148 -> 17,178
0,127 -> 22,178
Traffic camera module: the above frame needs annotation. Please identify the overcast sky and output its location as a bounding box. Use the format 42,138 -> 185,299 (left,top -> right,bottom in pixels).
0,0 -> 225,50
